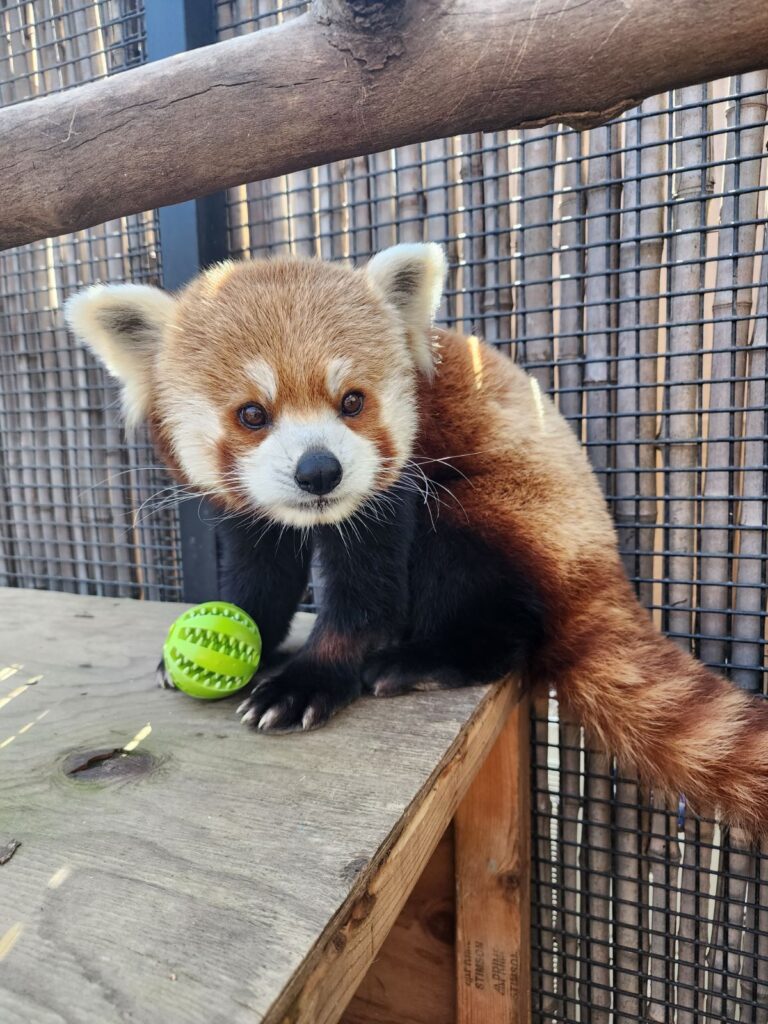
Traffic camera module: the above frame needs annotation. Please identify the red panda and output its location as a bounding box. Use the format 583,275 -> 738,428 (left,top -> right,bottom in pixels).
65,243 -> 768,832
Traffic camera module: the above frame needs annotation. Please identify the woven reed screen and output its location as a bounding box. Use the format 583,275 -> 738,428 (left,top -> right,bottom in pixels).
218,3 -> 768,1019
0,0 -> 182,600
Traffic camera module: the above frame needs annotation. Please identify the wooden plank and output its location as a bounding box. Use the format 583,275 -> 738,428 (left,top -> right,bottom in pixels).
342,828 -> 456,1024
455,696 -> 531,1024
270,686 -> 523,1024
0,587 -> 521,1024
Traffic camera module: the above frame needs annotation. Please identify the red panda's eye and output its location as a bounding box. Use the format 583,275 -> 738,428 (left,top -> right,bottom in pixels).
238,403 -> 268,430
341,391 -> 364,417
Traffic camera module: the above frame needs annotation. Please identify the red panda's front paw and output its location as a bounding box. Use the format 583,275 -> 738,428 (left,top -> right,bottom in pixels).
236,662 -> 361,733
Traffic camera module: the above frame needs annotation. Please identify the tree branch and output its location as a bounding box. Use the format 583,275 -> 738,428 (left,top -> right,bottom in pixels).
1,0 -> 767,250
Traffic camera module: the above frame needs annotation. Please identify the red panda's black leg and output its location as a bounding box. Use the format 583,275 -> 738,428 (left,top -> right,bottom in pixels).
365,520 -> 546,696
217,516 -> 313,662
157,515 -> 312,690
238,492 -> 417,731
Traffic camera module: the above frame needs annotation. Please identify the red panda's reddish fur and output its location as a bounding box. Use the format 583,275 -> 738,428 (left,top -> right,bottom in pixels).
420,330 -> 768,832
68,255 -> 768,832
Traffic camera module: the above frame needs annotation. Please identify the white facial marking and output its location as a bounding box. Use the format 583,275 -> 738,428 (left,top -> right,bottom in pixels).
165,395 -> 223,491
237,410 -> 382,526
379,377 -> 418,465
326,357 -> 354,397
246,359 -> 278,403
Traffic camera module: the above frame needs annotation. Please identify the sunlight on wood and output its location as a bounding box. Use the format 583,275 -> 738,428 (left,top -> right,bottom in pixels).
0,673 -> 43,712
0,685 -> 28,710
0,923 -> 23,962
122,723 -> 152,753
47,866 -> 72,890
0,708 -> 50,751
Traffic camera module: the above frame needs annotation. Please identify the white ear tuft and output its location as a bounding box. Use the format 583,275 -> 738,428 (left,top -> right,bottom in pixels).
64,283 -> 176,429
366,243 -> 447,376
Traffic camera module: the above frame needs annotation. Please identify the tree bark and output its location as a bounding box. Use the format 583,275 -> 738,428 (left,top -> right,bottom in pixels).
2,0 -> 768,250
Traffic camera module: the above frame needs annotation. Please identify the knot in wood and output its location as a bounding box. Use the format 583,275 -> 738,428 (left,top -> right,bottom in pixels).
499,869 -> 521,898
63,747 -> 156,784
340,854 -> 370,883
424,902 -> 455,945
349,890 -> 377,925
313,0 -> 406,71
314,0 -> 406,33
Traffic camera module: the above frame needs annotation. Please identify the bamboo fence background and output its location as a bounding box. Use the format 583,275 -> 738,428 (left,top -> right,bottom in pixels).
2,0 -> 768,1018
0,0 -> 182,600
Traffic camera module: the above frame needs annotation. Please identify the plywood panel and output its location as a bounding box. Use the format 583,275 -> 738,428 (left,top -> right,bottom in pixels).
343,828 -> 456,1024
0,588 -> 518,1024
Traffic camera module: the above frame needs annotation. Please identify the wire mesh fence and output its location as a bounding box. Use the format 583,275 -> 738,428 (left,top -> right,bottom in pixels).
217,4 -> 768,1018
0,0 -> 182,600
2,0 -> 768,1016
532,715 -> 768,1023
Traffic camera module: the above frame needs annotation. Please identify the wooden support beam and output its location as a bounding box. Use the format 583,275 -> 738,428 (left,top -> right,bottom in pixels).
455,694 -> 532,1023
2,0 -> 768,250
342,827 -> 456,1024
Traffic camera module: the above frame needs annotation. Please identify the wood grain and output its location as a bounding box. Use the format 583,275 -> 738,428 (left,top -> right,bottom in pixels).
2,0 -> 768,250
0,587 -> 519,1024
342,828 -> 455,1024
454,697 -> 531,1024
270,683 -> 523,1024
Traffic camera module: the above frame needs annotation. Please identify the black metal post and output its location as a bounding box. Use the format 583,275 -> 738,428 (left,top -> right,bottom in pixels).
145,0 -> 228,602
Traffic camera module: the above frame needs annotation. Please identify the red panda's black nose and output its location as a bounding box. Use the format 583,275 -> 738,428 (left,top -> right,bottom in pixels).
295,449 -> 343,496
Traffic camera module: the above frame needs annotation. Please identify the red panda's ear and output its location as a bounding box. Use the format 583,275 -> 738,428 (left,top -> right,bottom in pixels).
365,243 -> 447,377
64,283 -> 176,431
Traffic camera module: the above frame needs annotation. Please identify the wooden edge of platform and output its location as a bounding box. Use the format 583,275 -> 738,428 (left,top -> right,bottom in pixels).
263,678 -> 525,1024
455,693 -> 532,1023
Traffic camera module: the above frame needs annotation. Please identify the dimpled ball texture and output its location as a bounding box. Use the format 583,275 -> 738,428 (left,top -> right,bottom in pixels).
163,602 -> 262,699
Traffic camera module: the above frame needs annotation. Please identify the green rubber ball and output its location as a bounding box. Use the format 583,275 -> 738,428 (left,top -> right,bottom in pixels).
163,601 -> 261,700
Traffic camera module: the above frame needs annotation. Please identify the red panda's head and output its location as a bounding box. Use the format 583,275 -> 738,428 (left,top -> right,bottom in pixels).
65,244 -> 446,526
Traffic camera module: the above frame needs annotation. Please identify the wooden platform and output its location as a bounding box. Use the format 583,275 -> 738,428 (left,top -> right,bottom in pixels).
0,588 -> 529,1024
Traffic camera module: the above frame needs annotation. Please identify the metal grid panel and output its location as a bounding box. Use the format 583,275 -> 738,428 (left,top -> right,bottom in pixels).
0,0 -> 182,600
216,0 -> 306,36
0,0 -> 144,104
216,5 -> 768,1018
532,712 -> 768,1021
524,84 -> 768,1023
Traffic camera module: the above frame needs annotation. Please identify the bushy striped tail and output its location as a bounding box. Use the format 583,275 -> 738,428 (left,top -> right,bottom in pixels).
556,599 -> 768,834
